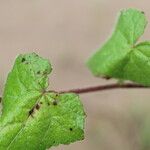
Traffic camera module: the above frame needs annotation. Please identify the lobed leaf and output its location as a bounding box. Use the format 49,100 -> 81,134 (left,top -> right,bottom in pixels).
0,53 -> 85,150
87,8 -> 150,86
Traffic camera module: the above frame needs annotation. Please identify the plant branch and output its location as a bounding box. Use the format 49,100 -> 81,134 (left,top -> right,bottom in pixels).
59,83 -> 148,94
0,84 -> 149,100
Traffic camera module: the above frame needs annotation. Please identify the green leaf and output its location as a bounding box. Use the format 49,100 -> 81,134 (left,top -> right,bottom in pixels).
0,53 -> 85,150
87,8 -> 150,86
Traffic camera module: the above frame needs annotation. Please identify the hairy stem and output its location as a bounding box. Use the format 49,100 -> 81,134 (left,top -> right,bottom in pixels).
59,83 -> 148,94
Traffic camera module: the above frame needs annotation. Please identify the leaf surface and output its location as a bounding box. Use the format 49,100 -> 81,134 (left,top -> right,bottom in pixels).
0,53 -> 85,150
87,9 -> 150,85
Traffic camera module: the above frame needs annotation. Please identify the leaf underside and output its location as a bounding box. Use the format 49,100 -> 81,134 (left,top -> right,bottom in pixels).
0,53 -> 85,150
87,8 -> 150,86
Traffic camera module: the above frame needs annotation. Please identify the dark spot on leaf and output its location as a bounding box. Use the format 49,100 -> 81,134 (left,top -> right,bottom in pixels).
53,141 -> 55,144
141,11 -> 145,14
69,128 -> 73,131
84,112 -> 87,117
21,58 -> 26,63
40,102 -> 43,104
37,71 -> 41,74
52,100 -> 58,106
47,102 -> 50,106
55,93 -> 59,97
102,76 -> 111,80
29,108 -> 34,116
43,71 -> 47,75
35,104 -> 40,110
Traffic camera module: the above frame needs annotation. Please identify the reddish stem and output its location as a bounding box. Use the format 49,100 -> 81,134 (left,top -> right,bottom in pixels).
59,83 -> 147,94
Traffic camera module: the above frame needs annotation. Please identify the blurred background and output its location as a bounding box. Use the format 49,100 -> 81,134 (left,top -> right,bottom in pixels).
0,0 -> 150,150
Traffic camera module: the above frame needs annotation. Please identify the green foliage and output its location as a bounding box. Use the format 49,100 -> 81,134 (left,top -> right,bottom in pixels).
1,8 -> 150,150
0,53 -> 85,150
87,8 -> 150,86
